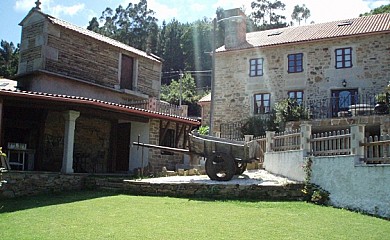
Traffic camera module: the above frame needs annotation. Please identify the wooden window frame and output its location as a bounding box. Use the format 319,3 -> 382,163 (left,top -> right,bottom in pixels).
254,93 -> 271,114
249,58 -> 264,77
335,47 -> 353,69
287,53 -> 303,73
288,90 -> 304,105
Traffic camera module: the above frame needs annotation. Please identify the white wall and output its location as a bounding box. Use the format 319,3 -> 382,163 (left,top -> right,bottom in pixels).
264,150 -> 306,181
311,155 -> 390,218
129,122 -> 150,171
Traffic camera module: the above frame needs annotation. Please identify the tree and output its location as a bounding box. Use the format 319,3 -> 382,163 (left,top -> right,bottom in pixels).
160,73 -> 206,116
251,0 -> 287,30
291,4 -> 311,25
0,40 -> 19,78
360,4 -> 390,16
87,0 -> 158,52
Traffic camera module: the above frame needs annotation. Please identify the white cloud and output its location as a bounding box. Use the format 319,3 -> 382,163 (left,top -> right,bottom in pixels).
14,0 -> 52,12
49,3 -> 85,17
14,0 -> 84,18
120,0 -> 178,22
190,3 -> 207,12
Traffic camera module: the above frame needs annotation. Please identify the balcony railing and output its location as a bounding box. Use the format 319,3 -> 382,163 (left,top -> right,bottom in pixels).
125,97 -> 187,117
302,93 -> 389,119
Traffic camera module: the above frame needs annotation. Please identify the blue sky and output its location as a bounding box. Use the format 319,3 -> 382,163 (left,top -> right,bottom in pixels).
0,0 -> 388,44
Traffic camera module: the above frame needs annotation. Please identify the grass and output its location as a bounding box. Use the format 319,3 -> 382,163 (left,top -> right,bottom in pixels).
1,191 -> 389,240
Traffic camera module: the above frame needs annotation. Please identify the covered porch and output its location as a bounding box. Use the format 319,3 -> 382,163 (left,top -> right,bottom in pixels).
0,89 -> 198,174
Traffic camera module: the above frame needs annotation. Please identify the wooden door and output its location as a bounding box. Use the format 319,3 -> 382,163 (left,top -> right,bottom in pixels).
331,89 -> 358,117
115,123 -> 131,172
120,55 -> 134,90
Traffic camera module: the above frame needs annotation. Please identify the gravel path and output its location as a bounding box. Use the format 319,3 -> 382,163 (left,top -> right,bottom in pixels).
131,169 -> 297,186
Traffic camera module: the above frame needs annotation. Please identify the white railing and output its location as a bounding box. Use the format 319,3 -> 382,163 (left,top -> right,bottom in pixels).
310,130 -> 351,156
255,136 -> 266,164
125,98 -> 186,117
272,130 -> 301,152
361,134 -> 390,164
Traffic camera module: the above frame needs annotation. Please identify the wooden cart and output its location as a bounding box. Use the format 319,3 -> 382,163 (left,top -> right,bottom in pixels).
133,131 -> 260,181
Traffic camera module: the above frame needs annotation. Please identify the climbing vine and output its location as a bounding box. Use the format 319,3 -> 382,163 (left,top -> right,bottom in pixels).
302,157 -> 329,205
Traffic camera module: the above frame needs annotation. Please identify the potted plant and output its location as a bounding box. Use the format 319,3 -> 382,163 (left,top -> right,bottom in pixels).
374,93 -> 389,114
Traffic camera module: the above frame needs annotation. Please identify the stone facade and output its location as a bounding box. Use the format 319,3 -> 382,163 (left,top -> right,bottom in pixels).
148,119 -> 186,172
17,9 -> 161,102
213,17 -> 390,133
38,111 -> 112,173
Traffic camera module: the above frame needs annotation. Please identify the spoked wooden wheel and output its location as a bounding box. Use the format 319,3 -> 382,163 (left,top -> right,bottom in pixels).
205,153 -> 236,181
235,162 -> 247,175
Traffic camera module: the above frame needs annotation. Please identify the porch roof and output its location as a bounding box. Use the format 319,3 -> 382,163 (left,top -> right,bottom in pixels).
0,89 -> 200,126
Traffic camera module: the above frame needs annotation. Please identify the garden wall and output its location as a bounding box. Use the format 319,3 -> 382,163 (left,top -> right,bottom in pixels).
122,181 -> 304,200
264,150 -> 306,182
0,171 -> 305,201
311,155 -> 390,218
0,171 -> 88,198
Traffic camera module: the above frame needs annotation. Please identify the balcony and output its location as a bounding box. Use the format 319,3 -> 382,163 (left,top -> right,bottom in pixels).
125,97 -> 188,117
303,93 -> 389,120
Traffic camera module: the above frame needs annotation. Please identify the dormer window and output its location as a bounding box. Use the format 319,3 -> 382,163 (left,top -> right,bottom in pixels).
337,21 -> 353,27
268,31 -> 283,37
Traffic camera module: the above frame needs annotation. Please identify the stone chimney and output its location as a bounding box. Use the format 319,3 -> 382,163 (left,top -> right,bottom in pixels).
223,8 -> 247,49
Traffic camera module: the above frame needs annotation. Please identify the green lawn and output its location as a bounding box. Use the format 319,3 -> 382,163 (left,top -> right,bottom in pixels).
0,191 -> 389,240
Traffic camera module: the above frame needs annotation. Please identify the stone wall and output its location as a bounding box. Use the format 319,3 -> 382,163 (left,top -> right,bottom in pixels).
123,181 -> 304,200
18,18 -> 45,74
0,171 -> 305,201
213,33 -> 390,132
18,10 -> 161,99
264,150 -> 306,182
40,111 -> 112,173
148,119 -> 185,172
0,171 -> 87,198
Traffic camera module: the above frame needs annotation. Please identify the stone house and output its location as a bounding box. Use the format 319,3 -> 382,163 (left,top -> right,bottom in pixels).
198,93 -> 211,126
1,6 -> 199,174
212,9 -> 390,135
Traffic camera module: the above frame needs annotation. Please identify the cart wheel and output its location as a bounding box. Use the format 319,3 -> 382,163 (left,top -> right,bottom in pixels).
235,162 -> 247,175
205,153 -> 236,181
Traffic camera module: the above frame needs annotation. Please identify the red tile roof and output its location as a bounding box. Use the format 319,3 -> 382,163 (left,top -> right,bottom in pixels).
217,13 -> 390,52
0,89 -> 200,125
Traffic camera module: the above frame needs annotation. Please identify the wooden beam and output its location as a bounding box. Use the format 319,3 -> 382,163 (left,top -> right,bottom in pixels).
159,120 -> 170,145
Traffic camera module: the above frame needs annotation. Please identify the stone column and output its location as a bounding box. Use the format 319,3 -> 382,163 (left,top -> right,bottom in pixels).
61,110 -> 80,174
351,124 -> 365,158
265,131 -> 275,153
300,122 -> 312,157
244,135 -> 254,142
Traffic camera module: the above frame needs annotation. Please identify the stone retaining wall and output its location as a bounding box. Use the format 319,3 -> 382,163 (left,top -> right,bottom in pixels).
0,171 -> 88,198
0,171 -> 305,201
122,181 -> 305,200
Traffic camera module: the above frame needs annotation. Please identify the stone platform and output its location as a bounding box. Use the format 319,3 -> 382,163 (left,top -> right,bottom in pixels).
123,170 -> 305,201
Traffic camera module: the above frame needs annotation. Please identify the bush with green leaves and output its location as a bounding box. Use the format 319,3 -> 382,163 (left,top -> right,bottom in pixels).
240,114 -> 277,137
198,125 -> 209,135
274,98 -> 309,130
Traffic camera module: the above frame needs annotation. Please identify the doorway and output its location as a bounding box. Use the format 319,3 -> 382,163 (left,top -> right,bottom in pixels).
331,89 -> 358,117
115,123 -> 131,172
